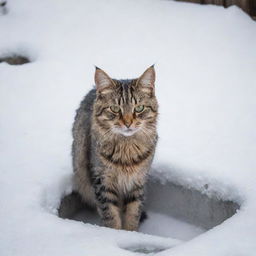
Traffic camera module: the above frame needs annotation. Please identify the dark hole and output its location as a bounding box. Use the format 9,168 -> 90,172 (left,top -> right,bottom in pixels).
122,245 -> 169,254
0,1 -> 6,7
0,55 -> 30,65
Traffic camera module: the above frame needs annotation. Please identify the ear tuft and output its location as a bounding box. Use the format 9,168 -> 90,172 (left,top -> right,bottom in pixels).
137,66 -> 155,89
94,67 -> 115,93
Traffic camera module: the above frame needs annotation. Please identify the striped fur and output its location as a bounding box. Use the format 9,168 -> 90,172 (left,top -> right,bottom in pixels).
72,66 -> 158,230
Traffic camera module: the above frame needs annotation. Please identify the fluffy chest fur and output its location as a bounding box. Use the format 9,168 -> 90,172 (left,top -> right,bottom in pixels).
99,138 -> 154,166
95,137 -> 154,194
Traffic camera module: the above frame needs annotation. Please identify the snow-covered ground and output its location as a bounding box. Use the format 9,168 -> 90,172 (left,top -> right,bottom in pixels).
1,0 -> 256,255
73,208 -> 205,241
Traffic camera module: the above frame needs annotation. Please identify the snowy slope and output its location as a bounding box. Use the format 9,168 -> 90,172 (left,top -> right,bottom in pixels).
1,0 -> 256,255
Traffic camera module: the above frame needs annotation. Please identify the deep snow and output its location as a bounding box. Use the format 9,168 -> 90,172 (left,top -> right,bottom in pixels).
1,0 -> 256,255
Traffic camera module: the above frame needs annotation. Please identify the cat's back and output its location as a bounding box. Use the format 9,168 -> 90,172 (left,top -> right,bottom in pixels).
76,88 -> 96,117
72,88 -> 97,206
72,88 -> 96,136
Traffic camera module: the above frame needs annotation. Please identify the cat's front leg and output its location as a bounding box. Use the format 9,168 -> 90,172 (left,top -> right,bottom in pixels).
123,186 -> 144,231
94,181 -> 121,229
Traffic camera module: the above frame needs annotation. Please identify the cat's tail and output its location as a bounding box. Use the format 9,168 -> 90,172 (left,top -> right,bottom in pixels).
58,191 -> 85,219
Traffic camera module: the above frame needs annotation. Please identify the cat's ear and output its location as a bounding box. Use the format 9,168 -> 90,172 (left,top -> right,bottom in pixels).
136,65 -> 155,90
94,67 -> 115,94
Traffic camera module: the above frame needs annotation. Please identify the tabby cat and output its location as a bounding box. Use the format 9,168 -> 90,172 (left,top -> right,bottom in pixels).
72,66 -> 158,231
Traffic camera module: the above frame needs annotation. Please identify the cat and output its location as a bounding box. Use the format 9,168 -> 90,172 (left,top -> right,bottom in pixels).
72,66 -> 158,231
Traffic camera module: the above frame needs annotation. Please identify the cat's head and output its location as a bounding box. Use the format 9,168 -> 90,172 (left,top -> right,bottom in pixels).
93,66 -> 158,138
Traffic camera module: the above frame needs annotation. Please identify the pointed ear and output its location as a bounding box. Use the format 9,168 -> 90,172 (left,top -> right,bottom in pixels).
94,67 -> 115,93
136,65 -> 155,89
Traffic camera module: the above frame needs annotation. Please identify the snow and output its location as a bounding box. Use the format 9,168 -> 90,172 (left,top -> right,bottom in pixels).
140,212 -> 205,240
73,208 -> 205,241
1,0 -> 256,255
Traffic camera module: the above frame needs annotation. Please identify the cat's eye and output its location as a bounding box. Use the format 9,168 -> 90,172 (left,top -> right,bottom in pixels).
134,105 -> 144,113
110,105 -> 120,113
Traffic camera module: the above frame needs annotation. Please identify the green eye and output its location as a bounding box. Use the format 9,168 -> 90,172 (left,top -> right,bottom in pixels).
110,105 -> 120,113
135,105 -> 144,113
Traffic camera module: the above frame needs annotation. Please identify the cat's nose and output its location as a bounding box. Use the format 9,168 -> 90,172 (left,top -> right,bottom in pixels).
124,120 -> 132,128
123,116 -> 132,128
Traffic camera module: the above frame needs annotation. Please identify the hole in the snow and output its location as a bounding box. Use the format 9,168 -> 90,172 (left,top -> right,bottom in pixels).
58,178 -> 240,241
0,55 -> 30,65
0,0 -> 7,15
122,244 -> 169,255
